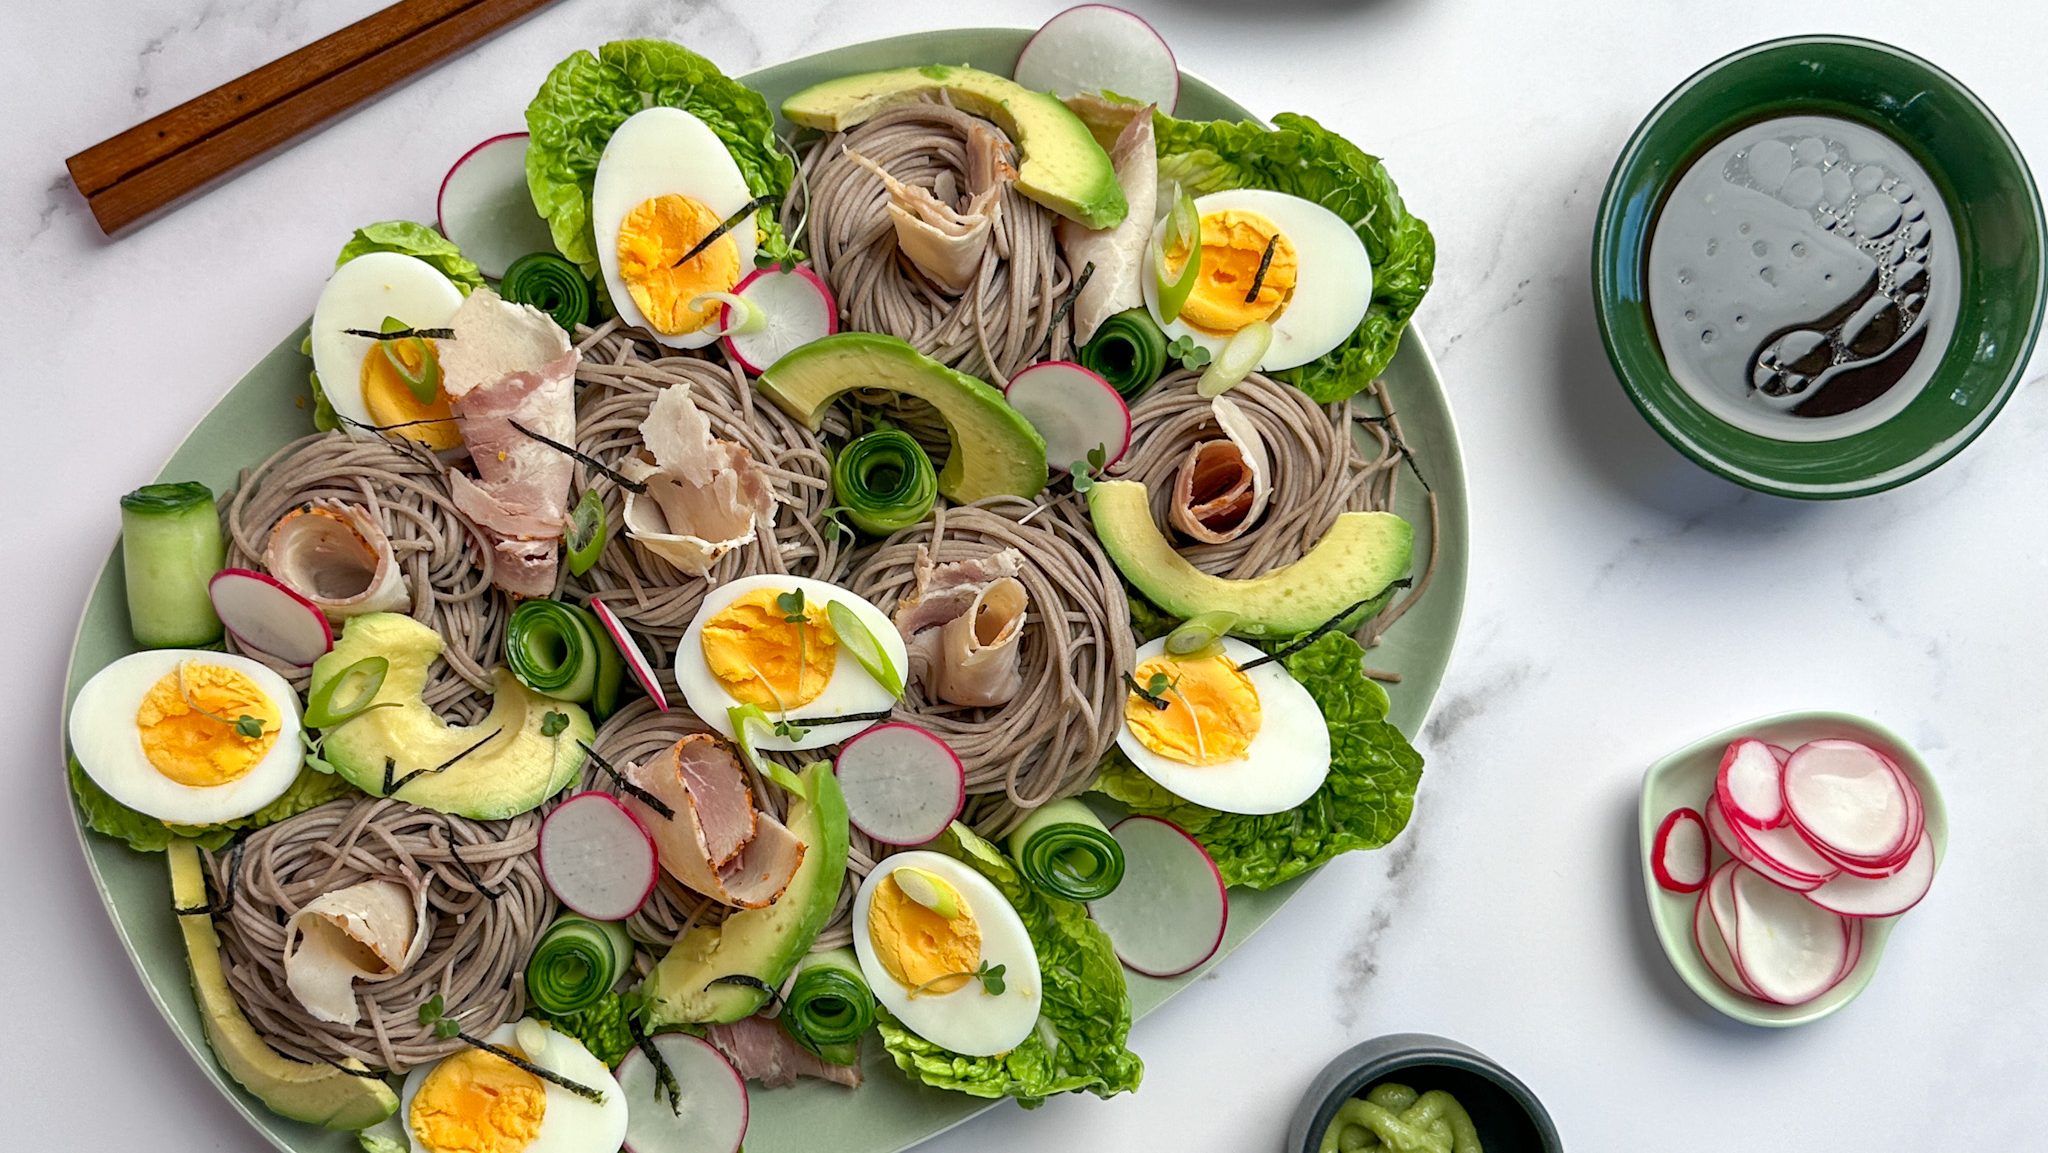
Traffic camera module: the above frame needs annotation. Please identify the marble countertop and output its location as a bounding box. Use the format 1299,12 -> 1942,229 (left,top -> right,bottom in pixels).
5,0 -> 2044,1148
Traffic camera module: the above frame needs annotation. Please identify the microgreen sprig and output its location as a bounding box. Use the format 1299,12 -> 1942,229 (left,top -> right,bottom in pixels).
908,960 -> 1008,999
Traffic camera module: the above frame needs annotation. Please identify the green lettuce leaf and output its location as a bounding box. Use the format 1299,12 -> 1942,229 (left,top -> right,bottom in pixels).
525,39 -> 797,276
334,220 -> 483,292
1094,632 -> 1422,888
1153,111 -> 1434,403
877,824 -> 1142,1106
69,756 -> 358,854
535,990 -> 640,1067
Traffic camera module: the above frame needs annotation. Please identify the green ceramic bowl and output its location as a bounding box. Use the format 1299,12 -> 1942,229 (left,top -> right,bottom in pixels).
1287,1034 -> 1561,1153
1593,35 -> 2045,498
1638,711 -> 1948,1027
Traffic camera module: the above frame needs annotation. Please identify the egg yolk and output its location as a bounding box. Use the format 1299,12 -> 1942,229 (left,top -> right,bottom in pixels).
699,588 -> 840,709
869,872 -> 982,995
408,1046 -> 547,1153
1180,210 -> 1299,335
360,336 -> 462,452
1124,654 -> 1261,766
135,662 -> 281,788
617,194 -> 743,335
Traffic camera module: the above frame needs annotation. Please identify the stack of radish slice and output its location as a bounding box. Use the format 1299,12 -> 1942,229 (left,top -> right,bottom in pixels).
1655,737 -> 1936,1005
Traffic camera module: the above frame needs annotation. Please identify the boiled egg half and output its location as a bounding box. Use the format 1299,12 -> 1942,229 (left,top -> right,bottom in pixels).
1114,635 -> 1331,814
401,1021 -> 626,1153
68,649 -> 304,825
593,106 -> 759,349
1144,187 -> 1374,372
854,851 -> 1042,1057
309,251 -> 467,451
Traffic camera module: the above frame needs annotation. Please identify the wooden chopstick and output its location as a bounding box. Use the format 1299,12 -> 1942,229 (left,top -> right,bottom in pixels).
67,0 -> 561,236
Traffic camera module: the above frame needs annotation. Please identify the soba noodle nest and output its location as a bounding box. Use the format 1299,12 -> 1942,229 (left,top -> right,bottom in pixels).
787,100 -> 1076,384
222,431 -> 507,723
204,798 -> 550,1074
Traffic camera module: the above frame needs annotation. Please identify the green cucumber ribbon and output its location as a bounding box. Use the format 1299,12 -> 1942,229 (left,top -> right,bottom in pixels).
781,947 -> 876,1064
504,599 -> 623,718
525,915 -> 633,1016
830,429 -> 937,537
1079,309 -> 1170,400
500,252 -> 593,332
1007,798 -> 1125,902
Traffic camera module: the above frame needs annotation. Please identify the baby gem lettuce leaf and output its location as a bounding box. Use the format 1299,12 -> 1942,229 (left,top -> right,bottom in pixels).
1094,632 -> 1423,889
525,39 -> 798,276
335,221 -> 484,292
69,757 -> 357,854
877,824 -> 1142,1106
1152,112 -> 1434,404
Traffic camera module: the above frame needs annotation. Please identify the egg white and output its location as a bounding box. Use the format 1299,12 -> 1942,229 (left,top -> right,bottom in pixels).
676,574 -> 906,751
1114,636 -> 1331,815
853,851 -> 1042,1057
401,1022 -> 627,1153
591,106 -> 760,350
1143,187 -> 1374,372
308,252 -> 466,431
68,649 -> 305,826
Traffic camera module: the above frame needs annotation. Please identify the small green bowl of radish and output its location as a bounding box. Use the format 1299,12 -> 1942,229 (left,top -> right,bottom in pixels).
1639,711 -> 1948,1027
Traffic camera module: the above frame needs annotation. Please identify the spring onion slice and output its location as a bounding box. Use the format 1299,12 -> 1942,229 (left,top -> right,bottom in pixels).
504,600 -> 610,703
499,252 -> 593,332
826,600 -> 904,698
565,489 -> 606,578
1197,321 -> 1273,398
1165,611 -> 1239,659
686,291 -> 767,338
1153,183 -> 1202,324
781,947 -> 877,1062
830,429 -> 937,537
375,316 -> 441,404
1079,308 -> 1170,400
1007,798 -> 1126,902
303,656 -> 391,729
726,705 -> 811,798
525,915 -> 633,1016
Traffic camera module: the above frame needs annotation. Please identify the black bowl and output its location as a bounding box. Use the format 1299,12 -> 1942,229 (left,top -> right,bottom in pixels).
1287,1033 -> 1562,1152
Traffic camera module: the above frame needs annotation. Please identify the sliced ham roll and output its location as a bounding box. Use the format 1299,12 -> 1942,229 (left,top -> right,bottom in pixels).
892,548 -> 1029,707
281,876 -> 429,1026
844,122 -> 1014,296
705,1015 -> 862,1089
623,734 -> 805,909
439,288 -> 579,598
1057,97 -> 1157,344
1169,395 -> 1272,544
263,499 -> 410,621
618,384 -> 776,577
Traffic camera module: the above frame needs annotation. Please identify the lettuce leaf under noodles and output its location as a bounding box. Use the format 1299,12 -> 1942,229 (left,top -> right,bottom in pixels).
1153,111 -> 1434,404
69,757 -> 357,853
1094,632 -> 1423,889
876,824 -> 1142,1106
525,39 -> 798,275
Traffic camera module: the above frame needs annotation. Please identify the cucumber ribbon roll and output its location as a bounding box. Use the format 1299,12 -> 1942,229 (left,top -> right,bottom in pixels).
525,915 -> 633,1016
503,599 -> 623,718
1008,798 -> 1126,902
780,947 -> 877,1065
830,428 -> 938,537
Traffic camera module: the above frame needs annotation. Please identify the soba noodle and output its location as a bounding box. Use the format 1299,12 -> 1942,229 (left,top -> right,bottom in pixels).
204,798 -> 550,1073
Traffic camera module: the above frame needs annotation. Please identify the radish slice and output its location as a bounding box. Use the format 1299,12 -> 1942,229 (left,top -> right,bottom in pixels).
1003,360 -> 1132,472
617,1032 -> 749,1153
1783,739 -> 1913,863
1693,880 -> 1749,995
1651,807 -> 1708,893
1729,865 -> 1850,1005
1718,738 -> 1787,829
208,568 -> 333,666
1704,861 -> 1767,999
833,723 -> 965,845
1705,796 -> 1828,892
437,133 -> 558,280
1014,5 -> 1180,112
591,597 -> 668,712
1804,831 -> 1936,918
721,265 -> 838,376
1834,916 -> 1866,984
539,792 -> 659,920
1089,816 -> 1227,977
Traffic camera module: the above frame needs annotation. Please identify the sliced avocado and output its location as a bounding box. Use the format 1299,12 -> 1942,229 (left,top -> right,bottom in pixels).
1087,480 -> 1414,638
782,64 -> 1127,230
167,841 -> 398,1129
755,332 -> 1049,502
644,762 -> 849,1026
310,614 -> 592,820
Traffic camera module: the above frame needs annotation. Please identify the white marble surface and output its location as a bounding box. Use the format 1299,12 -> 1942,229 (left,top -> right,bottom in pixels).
5,0 -> 2046,1149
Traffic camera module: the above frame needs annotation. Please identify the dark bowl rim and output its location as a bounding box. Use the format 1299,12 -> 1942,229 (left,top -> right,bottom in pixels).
1589,33 -> 2047,500
1292,1036 -> 1563,1153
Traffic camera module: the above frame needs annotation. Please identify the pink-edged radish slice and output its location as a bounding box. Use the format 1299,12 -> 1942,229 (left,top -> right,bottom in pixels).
1705,796 -> 1828,892
1834,916 -> 1866,985
207,568 -> 333,666
1693,882 -> 1749,995
1783,739 -> 1913,864
617,1031 -> 749,1153
721,265 -> 838,376
1723,791 -> 1840,886
1803,831 -> 1936,918
1651,807 -> 1709,893
1013,5 -> 1180,112
1003,360 -> 1132,472
833,723 -> 965,845
1729,865 -> 1850,1005
1704,861 -> 1769,1000
1717,738 -> 1788,829
1089,816 -> 1227,978
591,597 -> 668,712
539,792 -> 659,920
437,133 -> 559,280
